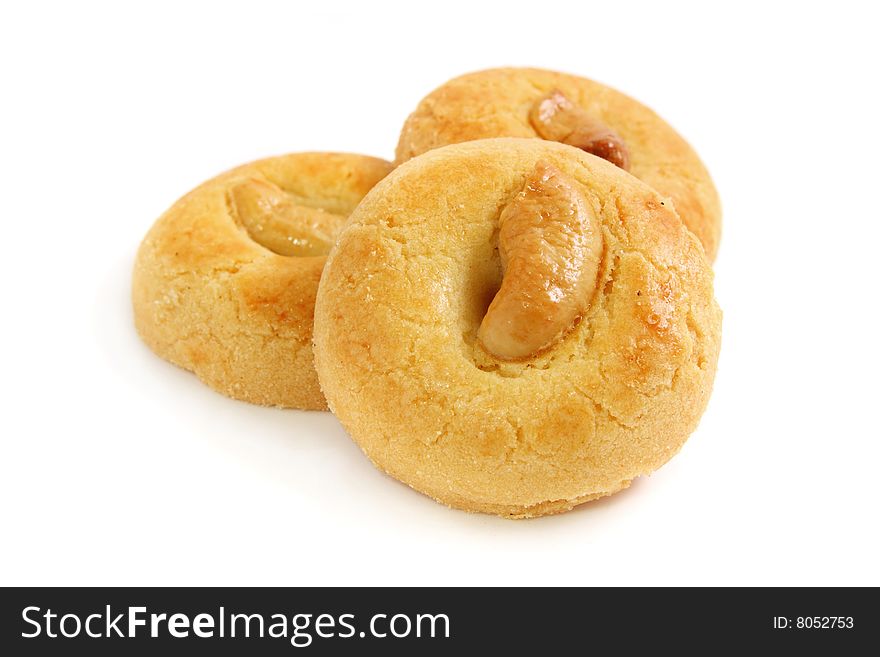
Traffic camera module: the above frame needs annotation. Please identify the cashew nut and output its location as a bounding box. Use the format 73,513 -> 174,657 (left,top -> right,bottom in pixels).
228,178 -> 346,257
477,162 -> 603,361
529,90 -> 630,170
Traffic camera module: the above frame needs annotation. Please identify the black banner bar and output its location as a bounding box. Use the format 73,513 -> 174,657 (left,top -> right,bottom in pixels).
1,587 -> 875,654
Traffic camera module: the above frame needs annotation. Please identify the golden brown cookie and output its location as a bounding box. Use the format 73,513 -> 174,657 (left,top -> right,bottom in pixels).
396,67 -> 721,261
314,139 -> 721,517
132,152 -> 392,409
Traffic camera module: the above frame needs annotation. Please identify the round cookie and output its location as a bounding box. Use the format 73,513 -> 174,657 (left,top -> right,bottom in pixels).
314,139 -> 721,517
133,152 -> 392,409
395,67 -> 722,261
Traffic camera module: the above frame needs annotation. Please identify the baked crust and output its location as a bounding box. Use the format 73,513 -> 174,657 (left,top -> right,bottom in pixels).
132,152 -> 392,409
314,139 -> 721,516
396,67 -> 721,261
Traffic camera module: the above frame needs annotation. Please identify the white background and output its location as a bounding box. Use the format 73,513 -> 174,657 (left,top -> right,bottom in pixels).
1,1 -> 878,586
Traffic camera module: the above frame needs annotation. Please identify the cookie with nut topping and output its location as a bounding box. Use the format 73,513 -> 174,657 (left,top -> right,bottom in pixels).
314,138 -> 721,517
395,67 -> 722,261
132,152 -> 392,409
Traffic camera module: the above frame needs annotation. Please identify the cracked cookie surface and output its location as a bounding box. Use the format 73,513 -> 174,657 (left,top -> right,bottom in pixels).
314,139 -> 721,516
132,152 -> 392,409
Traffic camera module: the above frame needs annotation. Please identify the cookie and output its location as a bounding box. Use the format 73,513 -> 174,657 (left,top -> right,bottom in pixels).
313,139 -> 721,517
132,152 -> 392,409
395,67 -> 722,261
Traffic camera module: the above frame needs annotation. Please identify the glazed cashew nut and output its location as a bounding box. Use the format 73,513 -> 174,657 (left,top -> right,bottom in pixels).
477,162 -> 604,361
228,178 -> 347,257
529,90 -> 630,170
